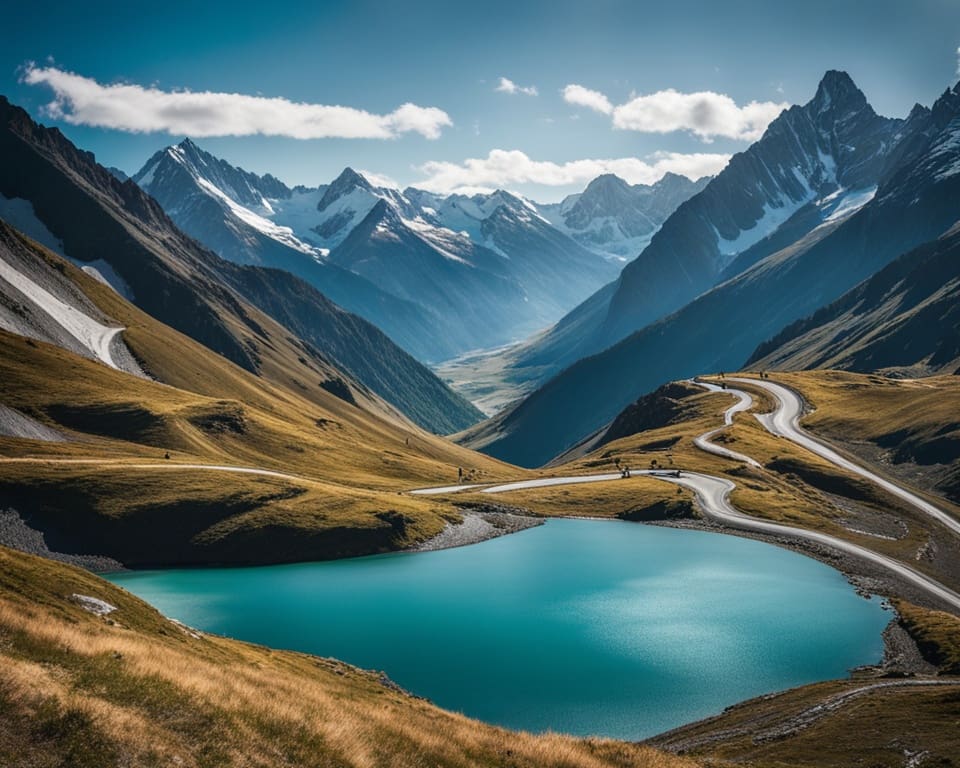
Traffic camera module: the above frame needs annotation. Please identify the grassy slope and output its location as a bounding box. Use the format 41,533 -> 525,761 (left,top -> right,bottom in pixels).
649,679 -> 960,767
0,230 -> 522,565
448,478 -> 694,522
895,599 -> 960,674
569,372 -> 960,766
773,369 -> 960,504
0,546 -> 692,768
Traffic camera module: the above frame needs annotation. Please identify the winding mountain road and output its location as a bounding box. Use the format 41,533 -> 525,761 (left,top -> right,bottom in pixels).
412,377 -> 960,612
690,381 -> 760,467
728,376 -> 960,538
0,457 -> 310,482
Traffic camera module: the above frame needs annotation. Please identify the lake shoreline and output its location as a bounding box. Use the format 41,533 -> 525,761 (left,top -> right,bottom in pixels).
4,498 -> 935,742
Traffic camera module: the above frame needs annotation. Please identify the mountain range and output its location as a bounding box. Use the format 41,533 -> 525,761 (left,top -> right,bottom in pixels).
3,69 -> 957,471
462,72 -> 960,466
131,141 -> 704,362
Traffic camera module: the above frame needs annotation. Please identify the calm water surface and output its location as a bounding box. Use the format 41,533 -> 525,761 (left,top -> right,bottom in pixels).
108,519 -> 889,739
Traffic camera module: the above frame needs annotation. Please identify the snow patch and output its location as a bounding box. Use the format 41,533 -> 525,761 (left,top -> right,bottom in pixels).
194,177 -> 321,256
0,253 -> 124,369
821,186 -> 877,222
78,259 -> 135,301
715,194 -> 808,264
137,158 -> 160,188
0,196 -> 136,300
71,594 -> 116,616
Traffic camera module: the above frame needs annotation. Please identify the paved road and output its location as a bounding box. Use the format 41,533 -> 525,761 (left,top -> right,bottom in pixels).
6,377 -> 959,609
690,380 -> 760,467
730,377 -> 960,538
647,468 -> 960,611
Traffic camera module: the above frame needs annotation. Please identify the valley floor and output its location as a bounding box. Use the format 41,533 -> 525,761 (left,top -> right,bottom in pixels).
431,339 -> 547,417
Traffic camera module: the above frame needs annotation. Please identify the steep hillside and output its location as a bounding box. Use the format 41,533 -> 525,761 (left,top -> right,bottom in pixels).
0,222 -> 515,566
133,143 -> 445,361
748,220 -> 960,376
511,71 -> 907,379
0,97 -> 480,433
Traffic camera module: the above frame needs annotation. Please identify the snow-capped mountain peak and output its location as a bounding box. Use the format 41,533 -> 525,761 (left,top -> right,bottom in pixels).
132,139 -> 327,259
316,167 -> 373,212
310,167 -> 421,247
537,172 -> 710,260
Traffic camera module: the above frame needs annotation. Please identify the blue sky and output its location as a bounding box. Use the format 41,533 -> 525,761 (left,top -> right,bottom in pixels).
4,0 -> 960,201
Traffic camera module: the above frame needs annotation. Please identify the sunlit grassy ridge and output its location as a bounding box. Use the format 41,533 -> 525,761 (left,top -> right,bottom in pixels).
0,326 -> 513,565
449,477 -> 694,521
0,546 -> 694,768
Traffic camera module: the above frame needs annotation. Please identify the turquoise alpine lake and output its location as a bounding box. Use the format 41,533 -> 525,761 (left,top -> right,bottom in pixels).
107,518 -> 890,739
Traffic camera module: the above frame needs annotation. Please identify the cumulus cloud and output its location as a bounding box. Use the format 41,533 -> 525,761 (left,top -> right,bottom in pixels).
414,149 -> 730,194
21,65 -> 452,140
563,82 -> 788,141
561,84 -> 613,115
495,77 -> 538,96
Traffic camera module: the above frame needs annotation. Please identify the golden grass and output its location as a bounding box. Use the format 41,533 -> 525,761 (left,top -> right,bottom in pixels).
0,230 -> 526,566
0,323 -> 530,563
451,477 -> 694,520
648,676 -> 960,767
894,600 -> 960,673
0,546 -> 694,768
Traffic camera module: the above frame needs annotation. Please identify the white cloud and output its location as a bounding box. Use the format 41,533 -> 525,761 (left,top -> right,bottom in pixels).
562,82 -> 788,141
956,46 -> 960,77
21,65 -> 452,140
495,77 -> 538,96
414,148 -> 730,194
561,84 -> 613,115
356,169 -> 399,189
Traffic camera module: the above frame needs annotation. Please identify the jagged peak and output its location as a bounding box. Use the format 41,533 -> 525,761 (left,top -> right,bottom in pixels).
931,84 -> 960,128
907,102 -> 931,121
332,166 -> 372,189
810,70 -> 868,115
317,167 -> 374,212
